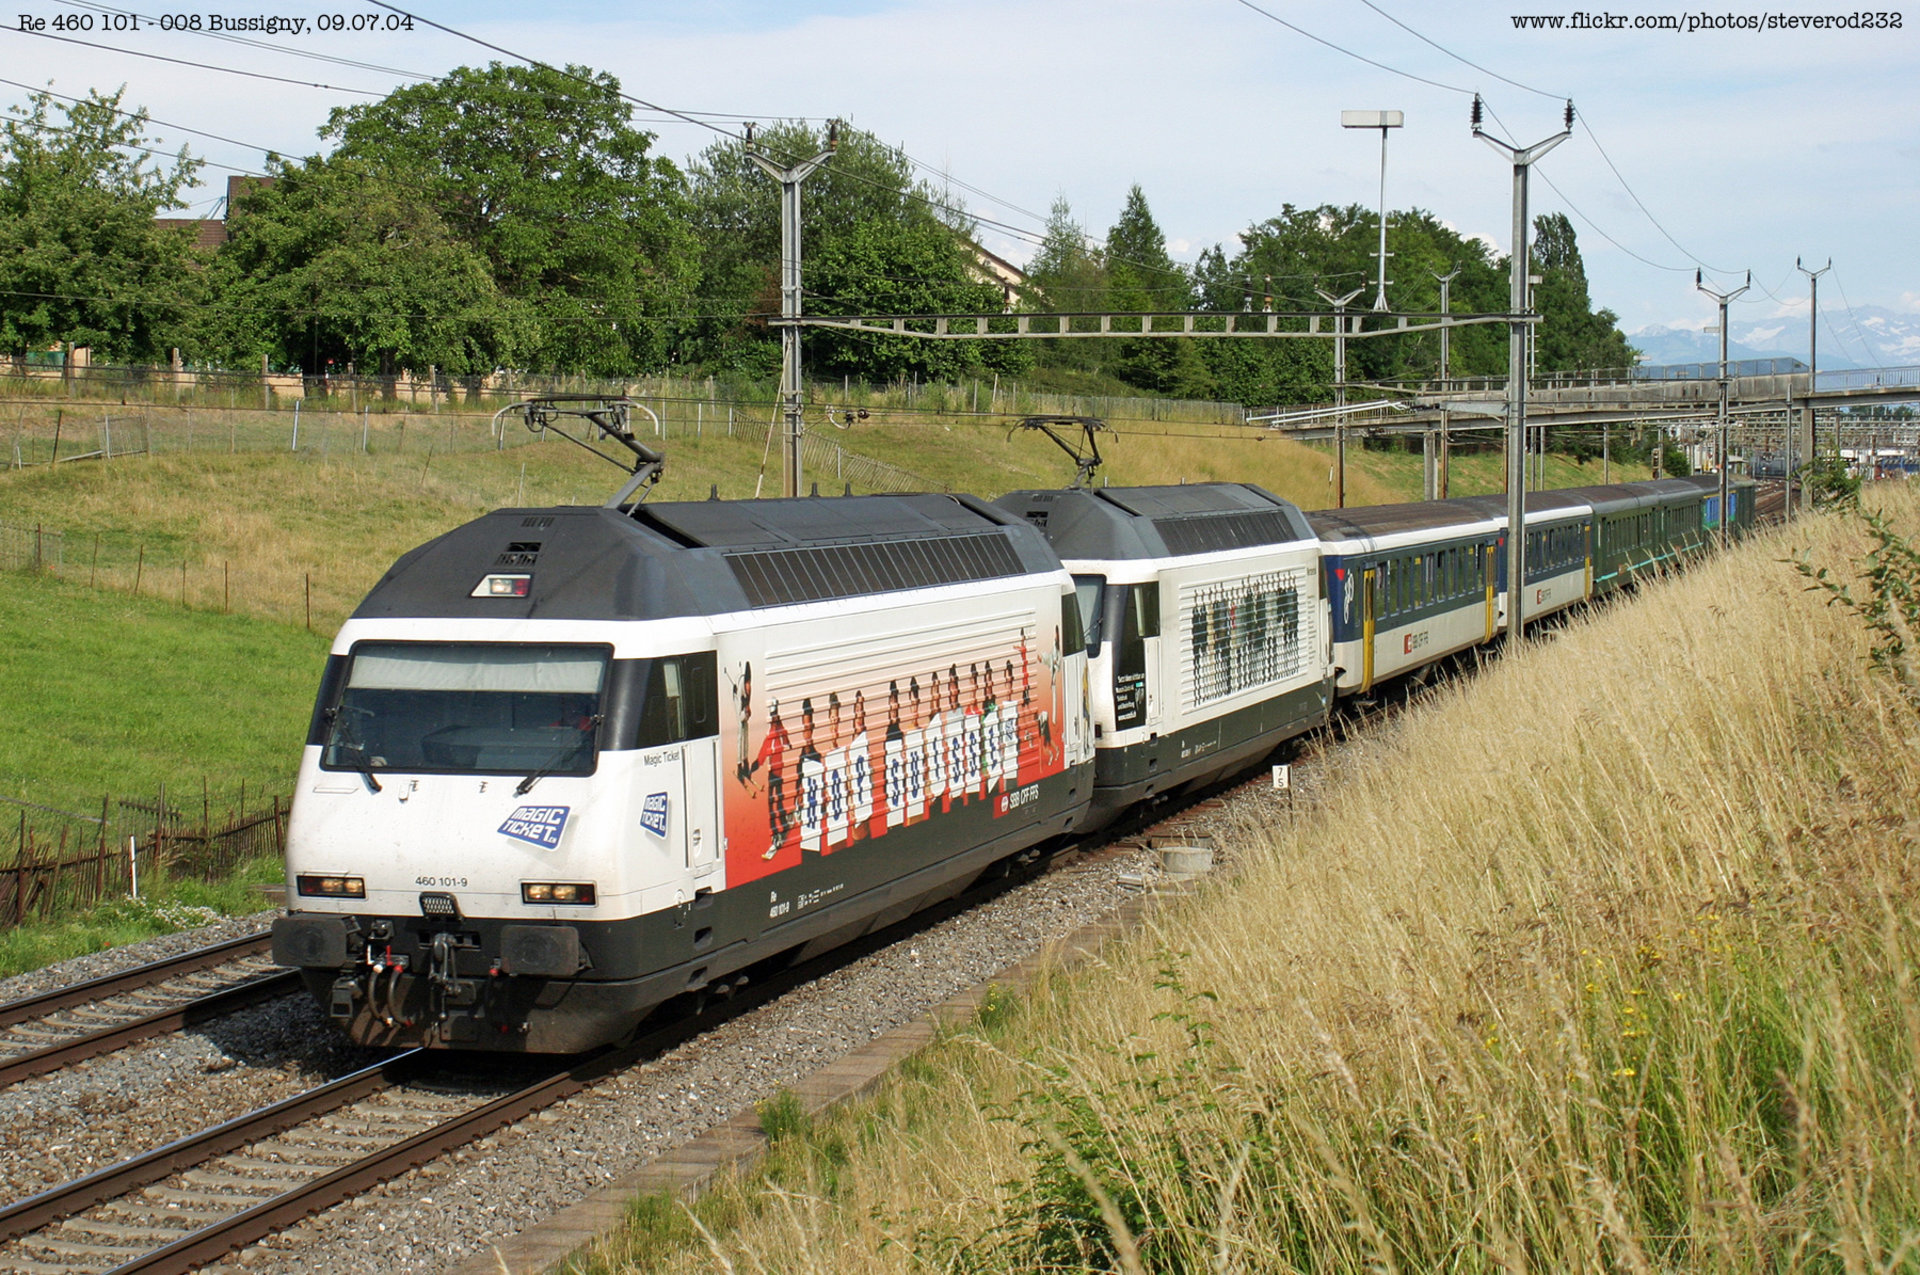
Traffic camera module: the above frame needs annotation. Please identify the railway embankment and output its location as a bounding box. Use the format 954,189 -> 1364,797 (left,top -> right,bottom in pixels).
576,484 -> 1920,1272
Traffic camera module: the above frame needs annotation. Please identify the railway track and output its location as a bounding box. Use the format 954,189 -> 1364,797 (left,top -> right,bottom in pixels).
0,729 -> 1346,1273
0,860 -> 1097,1275
0,937 -> 298,1091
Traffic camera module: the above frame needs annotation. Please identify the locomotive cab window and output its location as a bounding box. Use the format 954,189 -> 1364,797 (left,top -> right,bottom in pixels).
637,652 -> 719,746
1061,589 -> 1087,658
320,642 -> 611,778
1073,575 -> 1106,653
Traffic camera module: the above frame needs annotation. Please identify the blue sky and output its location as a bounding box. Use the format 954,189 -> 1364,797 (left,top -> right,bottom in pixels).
8,0 -> 1916,353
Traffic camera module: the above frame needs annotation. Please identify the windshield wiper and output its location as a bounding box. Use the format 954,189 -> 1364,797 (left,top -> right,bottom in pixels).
323,707 -> 383,792
516,715 -> 602,796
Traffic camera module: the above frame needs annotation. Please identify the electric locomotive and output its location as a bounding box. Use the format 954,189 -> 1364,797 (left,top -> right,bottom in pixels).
995,480 -> 1331,823
272,401 -> 1093,1052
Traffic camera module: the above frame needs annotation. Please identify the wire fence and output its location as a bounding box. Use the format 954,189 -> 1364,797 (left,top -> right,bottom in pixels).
0,517 -> 335,630
2,361 -> 1248,430
1,787 -> 287,926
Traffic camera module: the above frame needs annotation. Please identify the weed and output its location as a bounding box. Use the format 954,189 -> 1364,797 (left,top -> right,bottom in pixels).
1793,503 -> 1920,700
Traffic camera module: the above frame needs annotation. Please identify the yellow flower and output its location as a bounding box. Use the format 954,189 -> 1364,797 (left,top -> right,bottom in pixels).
1612,1067 -> 1637,1078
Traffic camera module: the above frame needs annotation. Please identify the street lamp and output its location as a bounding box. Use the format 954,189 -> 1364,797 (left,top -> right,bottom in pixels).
1342,110 -> 1403,312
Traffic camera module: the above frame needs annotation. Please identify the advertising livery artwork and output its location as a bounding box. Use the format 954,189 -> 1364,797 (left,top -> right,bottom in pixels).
723,621 -> 1069,886
1179,569 -> 1311,709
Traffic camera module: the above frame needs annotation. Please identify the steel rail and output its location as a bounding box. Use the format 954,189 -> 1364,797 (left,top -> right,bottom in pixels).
0,968 -> 303,1090
0,932 -> 272,1030
103,1050 -> 623,1275
0,1049 -> 429,1243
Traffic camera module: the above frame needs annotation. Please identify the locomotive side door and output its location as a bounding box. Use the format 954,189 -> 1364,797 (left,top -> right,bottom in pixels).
683,734 -> 720,882
677,657 -> 721,883
644,654 -> 721,885
1109,581 -> 1160,734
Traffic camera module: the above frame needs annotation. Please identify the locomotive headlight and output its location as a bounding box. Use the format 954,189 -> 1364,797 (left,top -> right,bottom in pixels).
471,573 -> 532,598
297,874 -> 366,898
522,882 -> 596,905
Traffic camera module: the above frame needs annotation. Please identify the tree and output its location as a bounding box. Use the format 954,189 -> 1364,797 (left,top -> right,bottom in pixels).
199,155 -> 522,382
1025,196 -> 1105,310
1102,186 -> 1211,396
320,62 -> 698,374
0,87 -> 204,362
1530,212 -> 1634,373
682,122 -> 1028,382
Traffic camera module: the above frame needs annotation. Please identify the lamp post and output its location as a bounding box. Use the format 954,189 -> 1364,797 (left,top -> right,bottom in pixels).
1342,110 -> 1403,313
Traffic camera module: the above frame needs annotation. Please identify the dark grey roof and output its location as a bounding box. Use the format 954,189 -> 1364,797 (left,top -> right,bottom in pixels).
1452,490 -> 1592,522
992,484 -> 1313,561
1555,482 -> 1654,516
1304,497 -> 1505,544
352,494 -> 1058,623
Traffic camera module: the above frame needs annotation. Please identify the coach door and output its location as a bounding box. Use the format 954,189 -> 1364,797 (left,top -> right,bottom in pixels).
1360,565 -> 1377,691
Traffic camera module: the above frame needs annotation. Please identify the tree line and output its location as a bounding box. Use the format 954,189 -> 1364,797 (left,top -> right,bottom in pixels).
0,63 -> 1637,406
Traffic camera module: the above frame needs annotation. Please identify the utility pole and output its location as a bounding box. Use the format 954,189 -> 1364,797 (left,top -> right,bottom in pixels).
1475,96 -> 1571,648
747,122 -> 837,498
1697,269 -> 1750,547
1434,267 -> 1459,498
1317,286 -> 1364,507
1796,255 -> 1831,510
1342,110 -> 1404,312
1433,267 -> 1460,392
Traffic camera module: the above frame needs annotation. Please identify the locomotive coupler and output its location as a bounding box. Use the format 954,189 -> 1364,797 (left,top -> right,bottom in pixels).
426,931 -> 481,1020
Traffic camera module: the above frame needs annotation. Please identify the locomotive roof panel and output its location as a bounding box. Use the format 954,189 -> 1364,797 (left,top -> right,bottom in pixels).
634,492 -> 1009,550
1303,497 -> 1506,544
991,483 -> 1315,562
352,495 -> 1060,623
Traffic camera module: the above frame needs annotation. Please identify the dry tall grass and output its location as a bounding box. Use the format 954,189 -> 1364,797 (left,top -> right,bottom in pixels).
585,485 -> 1920,1274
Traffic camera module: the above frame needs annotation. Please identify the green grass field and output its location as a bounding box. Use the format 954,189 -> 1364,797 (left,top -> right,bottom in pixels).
0,570 -> 328,816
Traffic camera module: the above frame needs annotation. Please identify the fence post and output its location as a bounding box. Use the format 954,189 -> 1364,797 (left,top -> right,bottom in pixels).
134,544 -> 144,595
291,399 -> 301,451
50,409 -> 61,465
305,573 -> 312,631
96,795 -> 109,901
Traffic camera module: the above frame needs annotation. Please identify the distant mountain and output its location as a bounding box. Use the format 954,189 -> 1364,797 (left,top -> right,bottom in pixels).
1628,305 -> 1920,372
